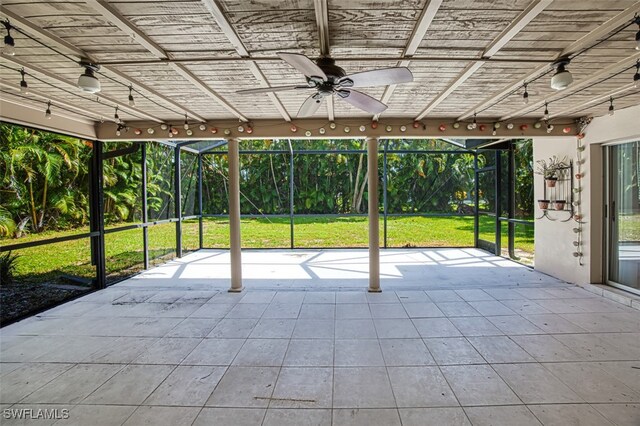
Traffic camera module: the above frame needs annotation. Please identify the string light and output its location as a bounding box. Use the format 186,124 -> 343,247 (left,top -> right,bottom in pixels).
471,113 -> 477,129
634,61 -> 639,88
2,21 -> 15,56
543,102 -> 549,120
546,122 -> 554,133
128,85 -> 135,106
635,14 -> 640,50
19,68 -> 28,93
608,96 -> 614,116
44,101 -> 51,119
183,114 -> 189,130
522,83 -> 529,104
114,105 -> 120,124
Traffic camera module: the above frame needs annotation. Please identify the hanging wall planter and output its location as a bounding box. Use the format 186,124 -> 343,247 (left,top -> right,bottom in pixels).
545,177 -> 558,187
554,200 -> 566,210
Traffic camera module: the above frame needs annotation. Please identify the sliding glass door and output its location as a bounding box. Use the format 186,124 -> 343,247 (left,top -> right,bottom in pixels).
606,141 -> 640,294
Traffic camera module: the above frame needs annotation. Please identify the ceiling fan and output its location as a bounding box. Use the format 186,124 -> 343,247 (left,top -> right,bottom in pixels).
236,52 -> 413,117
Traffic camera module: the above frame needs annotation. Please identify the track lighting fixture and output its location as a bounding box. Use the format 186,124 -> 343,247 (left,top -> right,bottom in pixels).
3,21 -> 15,56
634,61 -> 639,88
608,96 -> 614,116
550,57 -> 573,90
543,102 -> 549,120
522,83 -> 529,104
114,106 -> 120,124
19,68 -> 28,94
183,114 -> 189,130
44,101 -> 51,119
471,113 -> 477,129
77,61 -> 101,93
128,85 -> 135,107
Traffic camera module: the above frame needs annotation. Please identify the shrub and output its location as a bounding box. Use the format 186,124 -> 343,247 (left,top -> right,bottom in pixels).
0,251 -> 19,286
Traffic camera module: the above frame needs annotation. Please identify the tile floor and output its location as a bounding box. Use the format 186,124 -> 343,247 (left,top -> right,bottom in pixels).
1,249 -> 639,425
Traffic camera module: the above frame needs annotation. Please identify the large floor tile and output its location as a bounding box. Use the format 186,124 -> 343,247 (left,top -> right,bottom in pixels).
424,337 -> 486,365
292,319 -> 334,339
449,317 -> 504,337
333,367 -> 396,408
284,339 -> 333,367
57,405 -> 137,426
143,365 -> 226,406
122,406 -> 200,426
493,363 -> 583,404
193,408 -> 265,426
205,367 -> 279,407
440,365 -> 521,406
593,403 -> 640,426
399,408 -> 470,426
270,367 -> 333,408
333,408 -> 401,426
82,364 -> 175,405
373,319 -> 420,338
263,409 -> 330,426
412,318 -> 462,338
543,362 -> 640,403
0,363 -> 73,403
181,338 -> 245,365
387,366 -> 458,407
22,364 -> 122,404
334,339 -> 385,367
248,319 -> 296,338
379,338 -> 435,366
334,319 -> 377,339
527,404 -> 615,426
510,335 -> 582,362
464,405 -> 541,426
467,336 -> 535,363
132,337 -> 201,364
232,339 -> 288,366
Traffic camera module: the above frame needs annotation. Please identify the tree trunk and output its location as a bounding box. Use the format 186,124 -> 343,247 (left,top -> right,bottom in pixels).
28,179 -> 38,232
37,177 -> 48,230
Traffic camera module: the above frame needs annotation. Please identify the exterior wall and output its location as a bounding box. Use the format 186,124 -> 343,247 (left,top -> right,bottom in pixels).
533,103 -> 640,285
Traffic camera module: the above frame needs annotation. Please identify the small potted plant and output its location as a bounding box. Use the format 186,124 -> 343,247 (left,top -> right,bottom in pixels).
536,156 -> 568,187
538,199 -> 550,209
554,200 -> 566,210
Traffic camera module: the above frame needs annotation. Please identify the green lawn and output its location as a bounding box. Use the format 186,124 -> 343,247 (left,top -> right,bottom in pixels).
1,216 -> 534,286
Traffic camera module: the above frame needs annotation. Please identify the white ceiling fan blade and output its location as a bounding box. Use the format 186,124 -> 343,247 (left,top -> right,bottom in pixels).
339,67 -> 413,88
297,94 -> 323,117
277,52 -> 327,80
237,85 -> 309,94
338,89 -> 388,114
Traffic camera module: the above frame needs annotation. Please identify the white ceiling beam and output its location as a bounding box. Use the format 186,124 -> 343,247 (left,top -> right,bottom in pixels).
200,0 -> 290,121
84,0 -> 247,121
415,0 -> 552,121
547,83 -> 637,119
0,6 -> 208,123
374,0 -> 442,120
1,55 -> 164,122
457,1 -> 640,120
500,51 -> 640,121
313,0 -> 332,119
0,90 -> 96,125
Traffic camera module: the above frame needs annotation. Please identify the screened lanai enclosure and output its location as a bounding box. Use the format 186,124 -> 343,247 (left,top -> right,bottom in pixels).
0,127 -> 535,323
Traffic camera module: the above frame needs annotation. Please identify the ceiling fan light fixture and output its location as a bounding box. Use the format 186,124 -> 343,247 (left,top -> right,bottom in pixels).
550,58 -> 573,90
77,62 -> 101,93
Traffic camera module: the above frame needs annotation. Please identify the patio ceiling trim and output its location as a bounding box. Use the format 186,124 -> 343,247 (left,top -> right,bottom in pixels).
499,51 -> 640,121
314,0 -> 334,121
373,0 -> 443,121
2,55 -> 165,123
414,0 -> 553,121
200,0 -> 291,122
0,6 -> 208,123
83,0 -> 248,122
457,1 -> 640,120
95,117 -> 576,141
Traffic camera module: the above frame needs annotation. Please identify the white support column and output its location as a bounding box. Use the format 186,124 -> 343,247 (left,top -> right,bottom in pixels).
367,137 -> 381,292
228,138 -> 243,292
